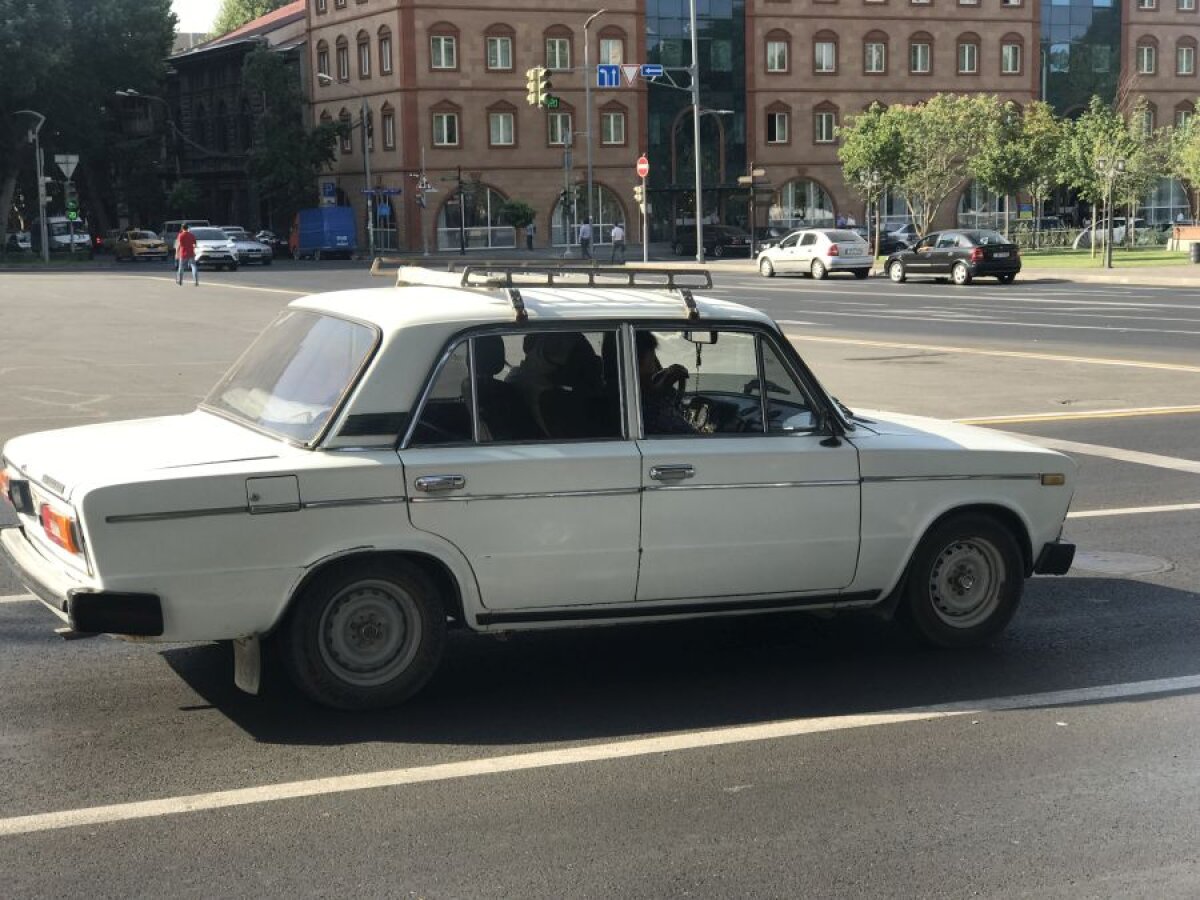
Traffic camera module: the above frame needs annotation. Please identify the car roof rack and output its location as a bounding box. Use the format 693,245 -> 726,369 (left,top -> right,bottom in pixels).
456,264 -> 713,292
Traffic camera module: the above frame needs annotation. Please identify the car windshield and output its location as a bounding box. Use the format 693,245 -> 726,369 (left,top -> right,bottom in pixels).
49,222 -> 83,236
129,230 -> 158,240
203,310 -> 380,445
190,228 -> 228,241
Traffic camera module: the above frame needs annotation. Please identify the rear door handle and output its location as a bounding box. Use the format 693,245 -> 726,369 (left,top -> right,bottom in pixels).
649,464 -> 695,482
414,474 -> 466,493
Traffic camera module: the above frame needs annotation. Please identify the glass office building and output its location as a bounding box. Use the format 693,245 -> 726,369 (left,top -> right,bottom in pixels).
1041,0 -> 1121,114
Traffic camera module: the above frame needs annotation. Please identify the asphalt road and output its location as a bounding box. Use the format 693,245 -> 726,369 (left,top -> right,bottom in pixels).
1,261 -> 1199,898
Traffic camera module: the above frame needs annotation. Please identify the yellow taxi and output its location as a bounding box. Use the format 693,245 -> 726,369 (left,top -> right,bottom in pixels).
114,229 -> 168,262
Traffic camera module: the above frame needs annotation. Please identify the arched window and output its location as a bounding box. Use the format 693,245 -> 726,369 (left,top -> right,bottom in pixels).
958,181 -> 1008,229
880,188 -> 923,231
1136,36 -> 1159,75
813,30 -> 838,74
1000,33 -> 1024,75
487,101 -> 517,147
1177,37 -> 1197,76
813,101 -> 838,144
863,31 -> 888,75
484,24 -> 514,71
1176,100 -> 1196,127
1140,101 -> 1158,133
335,35 -> 350,81
430,100 -> 461,147
770,179 -> 835,229
547,100 -> 574,146
430,22 -> 460,71
437,184 -> 518,250
316,39 -> 330,78
378,26 -> 393,74
765,101 -> 790,144
338,108 -> 353,154
544,25 -> 574,70
551,184 -> 624,247
957,32 -> 980,75
357,30 -> 371,78
765,29 -> 790,73
909,31 -> 933,74
600,101 -> 627,145
380,102 -> 396,150
597,25 -> 626,65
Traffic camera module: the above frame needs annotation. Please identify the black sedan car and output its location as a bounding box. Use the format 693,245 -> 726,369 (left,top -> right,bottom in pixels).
885,229 -> 1020,285
672,225 -> 753,257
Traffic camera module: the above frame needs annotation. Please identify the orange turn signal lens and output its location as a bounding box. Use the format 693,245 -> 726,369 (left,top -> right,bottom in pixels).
39,503 -> 82,555
1041,473 -> 1067,486
0,468 -> 9,498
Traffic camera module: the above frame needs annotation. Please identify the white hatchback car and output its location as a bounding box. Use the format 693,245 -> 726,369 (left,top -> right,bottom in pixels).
757,228 -> 874,280
0,265 -> 1076,709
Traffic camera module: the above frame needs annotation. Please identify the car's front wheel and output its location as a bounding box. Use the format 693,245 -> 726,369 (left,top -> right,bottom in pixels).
759,257 -> 776,278
853,268 -> 870,280
952,262 -> 973,285
282,560 -> 447,710
901,513 -> 1024,648
888,260 -> 906,283
811,259 -> 829,280
997,273 -> 1015,284
673,242 -> 686,256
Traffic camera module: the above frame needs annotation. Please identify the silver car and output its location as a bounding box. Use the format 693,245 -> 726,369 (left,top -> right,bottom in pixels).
757,228 -> 874,280
189,227 -> 240,270
222,227 -> 273,266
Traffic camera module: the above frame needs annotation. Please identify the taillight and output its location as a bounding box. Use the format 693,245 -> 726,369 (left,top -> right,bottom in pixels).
970,247 -> 984,263
0,468 -> 9,498
827,243 -> 840,257
39,502 -> 83,555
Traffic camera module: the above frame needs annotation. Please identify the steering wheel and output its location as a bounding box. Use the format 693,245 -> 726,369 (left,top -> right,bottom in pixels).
651,364 -> 689,402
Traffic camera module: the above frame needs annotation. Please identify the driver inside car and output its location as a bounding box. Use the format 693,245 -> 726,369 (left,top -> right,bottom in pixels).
636,331 -> 696,435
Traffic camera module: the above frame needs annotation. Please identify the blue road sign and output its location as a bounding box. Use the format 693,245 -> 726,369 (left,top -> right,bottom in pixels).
321,181 -> 336,197
640,64 -> 664,78
597,64 -> 620,88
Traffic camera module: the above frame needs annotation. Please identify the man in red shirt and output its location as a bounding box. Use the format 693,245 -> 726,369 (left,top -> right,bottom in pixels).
175,224 -> 198,286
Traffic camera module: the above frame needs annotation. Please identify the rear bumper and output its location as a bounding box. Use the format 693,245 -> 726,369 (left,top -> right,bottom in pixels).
1034,540 -> 1076,575
1,525 -> 78,621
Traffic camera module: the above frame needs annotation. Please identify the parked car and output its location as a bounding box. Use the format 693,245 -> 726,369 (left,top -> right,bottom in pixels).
888,223 -> 921,244
5,231 -> 32,253
160,219 -> 211,258
0,263 -> 1077,710
1072,218 -> 1147,250
255,229 -> 290,256
187,226 -> 239,270
291,207 -> 356,260
31,217 -> 93,255
752,226 -> 788,252
221,227 -> 273,265
757,228 -> 874,280
850,226 -> 910,256
672,225 -> 754,258
114,229 -> 169,262
886,229 -> 1021,285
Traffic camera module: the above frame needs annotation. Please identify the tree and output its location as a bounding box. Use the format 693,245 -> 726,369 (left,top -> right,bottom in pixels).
968,98 -> 1027,238
242,48 -> 342,230
1018,102 -> 1065,248
836,102 -> 906,256
166,179 -> 200,215
1169,99 -> 1200,220
212,0 -> 292,37
1116,99 -> 1171,245
1057,96 -> 1139,255
500,199 -> 536,236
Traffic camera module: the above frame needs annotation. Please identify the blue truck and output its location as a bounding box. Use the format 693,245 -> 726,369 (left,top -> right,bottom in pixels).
290,207 -> 357,260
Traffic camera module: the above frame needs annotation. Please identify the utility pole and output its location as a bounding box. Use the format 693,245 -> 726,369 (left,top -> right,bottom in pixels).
689,0 -> 703,264
17,110 -> 50,263
458,165 -> 466,256
583,9 -> 607,229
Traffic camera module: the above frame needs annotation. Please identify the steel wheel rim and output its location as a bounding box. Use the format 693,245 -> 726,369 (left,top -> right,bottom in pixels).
953,264 -> 968,284
318,579 -> 422,686
813,261 -> 825,278
890,263 -> 903,282
928,537 -> 1004,628
759,258 -> 774,276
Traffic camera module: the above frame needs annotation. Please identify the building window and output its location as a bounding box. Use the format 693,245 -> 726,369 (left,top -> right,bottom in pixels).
767,111 -> 789,144
910,41 -> 931,74
814,109 -> 836,143
814,40 -> 836,74
316,0 -> 327,13
1178,44 -> 1196,75
599,38 -> 623,65
379,29 -> 393,74
357,32 -> 371,78
548,112 -> 572,145
382,108 -> 395,150
432,35 -> 457,69
317,42 -> 330,78
1001,43 -> 1022,74
433,112 -> 459,146
958,41 -> 978,74
1181,0 -> 1197,10
1137,0 -> 1156,8
487,36 -> 512,70
1142,105 -> 1156,132
336,38 -> 350,81
766,40 -> 788,73
864,41 -> 886,74
335,0 -> 345,7
1177,106 -> 1194,127
601,110 -> 625,144
1001,0 -> 1022,5
339,110 -> 352,153
959,0 -> 979,4
1138,43 -> 1157,75
546,37 -> 570,70
489,111 -> 514,146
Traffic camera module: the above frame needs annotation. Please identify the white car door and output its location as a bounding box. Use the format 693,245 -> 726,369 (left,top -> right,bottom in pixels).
633,327 -> 861,603
771,232 -> 800,273
402,329 -> 642,611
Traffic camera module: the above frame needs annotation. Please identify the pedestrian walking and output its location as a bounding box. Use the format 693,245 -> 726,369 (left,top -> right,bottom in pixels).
579,219 -> 593,259
526,221 -> 536,251
175,224 -> 198,287
610,222 -> 626,262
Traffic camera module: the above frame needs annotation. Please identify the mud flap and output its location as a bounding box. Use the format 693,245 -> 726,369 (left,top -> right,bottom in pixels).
233,635 -> 262,695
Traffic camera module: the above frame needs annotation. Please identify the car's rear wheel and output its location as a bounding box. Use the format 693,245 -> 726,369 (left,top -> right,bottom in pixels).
713,244 -> 726,258
952,262 -> 973,285
853,268 -> 870,279
997,273 -> 1015,284
888,260 -> 906,283
263,258 -> 273,266
282,560 -> 447,709
673,242 -> 686,256
900,513 -> 1024,648
811,259 -> 829,280
759,257 -> 776,278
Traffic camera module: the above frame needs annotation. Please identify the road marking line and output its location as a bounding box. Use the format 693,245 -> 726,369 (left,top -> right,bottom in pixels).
111,276 -> 306,296
790,308 -> 1200,338
2,674 -> 1200,837
0,594 -> 33,605
1069,502 -> 1200,519
784,333 -> 1200,374
1001,433 -> 1200,475
958,405 -> 1200,425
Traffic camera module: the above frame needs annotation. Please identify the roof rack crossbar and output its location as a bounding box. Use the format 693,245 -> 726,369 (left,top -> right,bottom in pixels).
679,288 -> 700,320
457,265 -> 712,292
507,287 -> 528,322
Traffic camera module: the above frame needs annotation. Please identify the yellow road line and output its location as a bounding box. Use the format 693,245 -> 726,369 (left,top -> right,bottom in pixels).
958,405 -> 1200,425
784,333 -> 1200,374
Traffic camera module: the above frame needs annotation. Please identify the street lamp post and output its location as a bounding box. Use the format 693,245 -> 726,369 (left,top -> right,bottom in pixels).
689,0 -> 704,263
1097,156 -> 1126,270
583,9 -> 607,233
15,109 -> 50,263
317,73 -> 374,258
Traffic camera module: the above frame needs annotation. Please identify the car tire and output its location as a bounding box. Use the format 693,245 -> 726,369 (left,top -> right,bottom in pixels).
811,260 -> 829,280
888,261 -> 906,283
713,244 -> 726,258
314,250 -> 322,262
759,257 -> 776,278
900,513 -> 1024,648
997,273 -> 1015,284
263,258 -> 273,266
673,242 -> 686,256
952,262 -> 972,286
853,268 -> 870,280
282,560 -> 447,710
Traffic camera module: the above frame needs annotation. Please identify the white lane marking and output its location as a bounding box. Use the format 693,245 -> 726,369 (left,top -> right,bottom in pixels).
3,674 -> 1200,837
958,405 -> 1200,425
111,276 -> 307,296
784,333 -> 1200,374
0,593 -> 34,605
1069,502 -> 1200,519
1002,433 -> 1200,475
789,307 -> 1200,338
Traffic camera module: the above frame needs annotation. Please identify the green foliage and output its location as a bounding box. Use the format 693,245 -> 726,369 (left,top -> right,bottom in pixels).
167,179 -> 200,215
837,102 -> 906,202
212,0 -> 291,37
499,200 -> 536,230
1020,102 -> 1065,220
242,48 -> 341,227
1169,100 -> 1200,219
1055,96 -> 1135,206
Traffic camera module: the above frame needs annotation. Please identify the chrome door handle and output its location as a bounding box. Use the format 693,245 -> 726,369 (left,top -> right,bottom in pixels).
414,474 -> 466,493
649,464 -> 695,482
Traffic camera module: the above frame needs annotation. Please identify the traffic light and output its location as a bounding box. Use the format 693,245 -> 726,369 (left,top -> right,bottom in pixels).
525,67 -> 545,107
538,69 -> 553,107
633,184 -> 645,210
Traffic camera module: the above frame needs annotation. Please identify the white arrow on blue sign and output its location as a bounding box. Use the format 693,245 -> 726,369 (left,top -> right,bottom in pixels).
640,64 -> 664,77
597,64 -> 620,87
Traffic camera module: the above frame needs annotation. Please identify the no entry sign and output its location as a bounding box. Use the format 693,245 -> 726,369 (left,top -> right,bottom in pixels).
636,155 -> 649,178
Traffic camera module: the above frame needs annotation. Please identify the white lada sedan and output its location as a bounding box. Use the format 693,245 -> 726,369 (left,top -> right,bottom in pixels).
0,265 -> 1076,710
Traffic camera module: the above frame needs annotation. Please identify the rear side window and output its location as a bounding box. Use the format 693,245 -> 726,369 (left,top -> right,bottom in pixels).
410,343 -> 473,445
